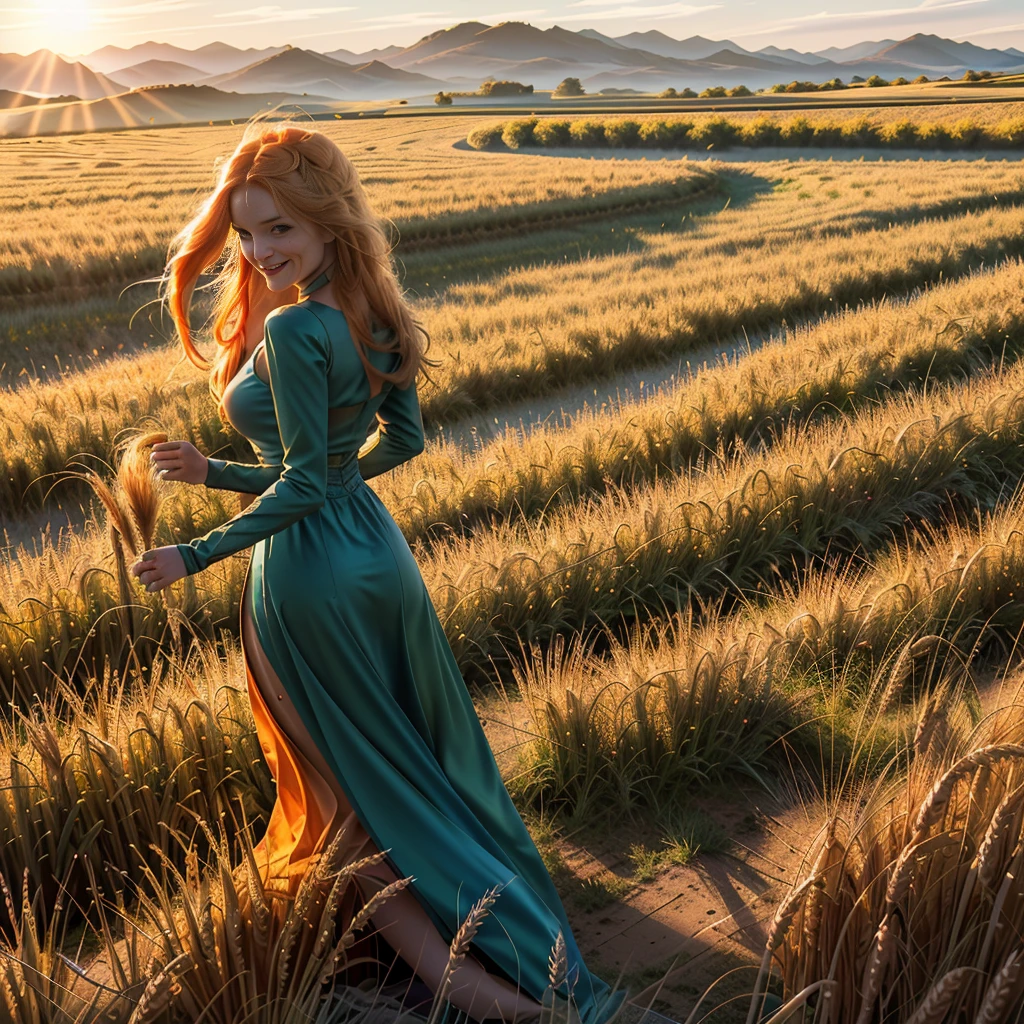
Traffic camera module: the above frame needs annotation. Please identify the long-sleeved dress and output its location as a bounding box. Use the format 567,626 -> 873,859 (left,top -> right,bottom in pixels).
174,299 -> 623,1023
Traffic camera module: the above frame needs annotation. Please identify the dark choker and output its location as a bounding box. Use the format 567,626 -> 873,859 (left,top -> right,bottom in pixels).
298,261 -> 337,302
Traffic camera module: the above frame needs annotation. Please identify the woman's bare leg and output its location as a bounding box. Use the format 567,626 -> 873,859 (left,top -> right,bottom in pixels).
357,860 -> 545,1022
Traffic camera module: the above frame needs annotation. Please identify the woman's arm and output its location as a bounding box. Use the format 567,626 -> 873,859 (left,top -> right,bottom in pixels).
204,457 -> 283,493
176,305 -> 330,575
357,378 -> 426,481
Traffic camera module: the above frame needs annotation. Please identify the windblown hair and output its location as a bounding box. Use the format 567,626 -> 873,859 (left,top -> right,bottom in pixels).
162,119 -> 430,419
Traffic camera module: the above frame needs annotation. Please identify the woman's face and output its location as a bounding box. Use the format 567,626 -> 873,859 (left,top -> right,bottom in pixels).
229,181 -> 333,294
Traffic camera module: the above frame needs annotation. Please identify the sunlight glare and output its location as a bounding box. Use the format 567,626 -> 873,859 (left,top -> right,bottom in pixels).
37,0 -> 91,39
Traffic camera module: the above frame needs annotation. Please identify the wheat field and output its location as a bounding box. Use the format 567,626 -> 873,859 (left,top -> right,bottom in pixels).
4,104 -> 1024,1022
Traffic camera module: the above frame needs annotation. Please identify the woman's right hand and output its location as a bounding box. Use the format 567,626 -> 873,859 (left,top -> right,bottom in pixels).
150,440 -> 209,484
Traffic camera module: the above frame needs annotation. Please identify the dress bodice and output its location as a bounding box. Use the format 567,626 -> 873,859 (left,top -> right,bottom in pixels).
222,300 -> 402,465
176,299 -> 425,577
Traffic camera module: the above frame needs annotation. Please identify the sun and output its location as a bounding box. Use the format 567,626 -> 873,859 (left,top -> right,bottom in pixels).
36,0 -> 91,39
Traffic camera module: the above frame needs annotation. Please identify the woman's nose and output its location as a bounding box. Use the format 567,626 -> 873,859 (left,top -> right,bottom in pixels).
253,241 -> 277,263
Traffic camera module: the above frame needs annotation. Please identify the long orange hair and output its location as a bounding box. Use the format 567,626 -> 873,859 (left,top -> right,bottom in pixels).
162,119 -> 430,419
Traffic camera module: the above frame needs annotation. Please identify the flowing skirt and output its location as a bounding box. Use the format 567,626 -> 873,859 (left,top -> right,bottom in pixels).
235,458 -> 621,1023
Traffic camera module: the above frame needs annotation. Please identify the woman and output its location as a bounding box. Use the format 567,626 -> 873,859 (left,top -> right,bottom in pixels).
129,122 -> 622,1024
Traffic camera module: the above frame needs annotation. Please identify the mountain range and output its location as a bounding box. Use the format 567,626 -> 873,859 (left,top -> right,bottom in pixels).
0,83 -> 340,137
2,25 -> 1019,105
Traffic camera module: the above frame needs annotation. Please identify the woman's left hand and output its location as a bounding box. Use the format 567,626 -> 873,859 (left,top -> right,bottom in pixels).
130,546 -> 187,593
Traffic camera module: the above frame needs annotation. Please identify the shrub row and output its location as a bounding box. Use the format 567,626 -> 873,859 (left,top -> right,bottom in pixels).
468,114 -> 1024,151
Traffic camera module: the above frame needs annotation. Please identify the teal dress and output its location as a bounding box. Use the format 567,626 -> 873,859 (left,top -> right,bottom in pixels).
175,301 -> 622,1023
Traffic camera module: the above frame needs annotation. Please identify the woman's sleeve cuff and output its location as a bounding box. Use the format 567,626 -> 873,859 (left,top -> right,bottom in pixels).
176,543 -> 205,576
204,458 -> 227,488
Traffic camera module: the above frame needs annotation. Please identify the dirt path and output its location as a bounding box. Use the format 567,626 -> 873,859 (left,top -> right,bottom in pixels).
434,330 -> 765,455
548,787 -> 818,1022
481,695 -> 817,1022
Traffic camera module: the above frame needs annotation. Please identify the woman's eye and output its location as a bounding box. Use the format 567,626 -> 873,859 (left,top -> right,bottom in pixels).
271,224 -> 291,234
235,228 -> 251,238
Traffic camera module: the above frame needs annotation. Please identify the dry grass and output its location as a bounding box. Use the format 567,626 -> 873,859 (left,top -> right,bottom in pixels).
0,640 -> 597,1021
419,350 -> 1024,682
8,259 -> 1024,702
758,675 -> 1024,1021
377,259 -> 1024,548
508,482 -> 1024,818
11,114 -> 1024,1021
7,499 -> 1024,1017
6,323 -> 1024,708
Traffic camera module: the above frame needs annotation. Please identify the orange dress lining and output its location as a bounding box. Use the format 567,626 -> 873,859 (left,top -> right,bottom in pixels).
240,560 -> 377,898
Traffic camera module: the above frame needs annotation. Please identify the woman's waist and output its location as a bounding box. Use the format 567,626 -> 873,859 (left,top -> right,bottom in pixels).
325,450 -> 364,496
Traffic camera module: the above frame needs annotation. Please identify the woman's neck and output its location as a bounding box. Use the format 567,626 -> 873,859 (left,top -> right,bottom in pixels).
245,286 -> 297,351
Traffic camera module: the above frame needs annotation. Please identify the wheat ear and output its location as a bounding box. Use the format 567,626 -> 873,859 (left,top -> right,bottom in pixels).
853,917 -> 894,1024
426,884 -> 503,1024
904,967 -> 973,1024
912,745 -> 1024,843
973,950 -> 1022,1024
745,872 -> 819,1024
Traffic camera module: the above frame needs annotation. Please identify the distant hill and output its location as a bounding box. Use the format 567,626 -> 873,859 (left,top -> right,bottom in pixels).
376,21 -> 1024,92
494,56 -> 602,82
0,83 -> 338,137
107,59 -> 206,88
75,41 -> 287,76
758,46 -> 827,65
872,34 -> 974,69
410,22 -> 631,65
0,50 -> 121,99
385,22 -> 492,67
814,40 -> 896,62
874,34 -> 1024,70
324,45 -> 403,63
702,48 -> 799,71
393,22 -> 715,82
577,29 -> 629,50
612,31 -> 744,61
15,23 -> 1024,106
206,47 -> 445,98
0,88 -> 78,109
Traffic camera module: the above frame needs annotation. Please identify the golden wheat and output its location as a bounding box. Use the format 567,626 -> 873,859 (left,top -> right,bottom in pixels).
4,159 -> 1024,522
0,117 -> 713,297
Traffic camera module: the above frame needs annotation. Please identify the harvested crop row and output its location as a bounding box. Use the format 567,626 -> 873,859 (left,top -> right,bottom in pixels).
4,171 -> 1024,519
6,489 -> 1024,951
378,260 -> 1024,547
0,640 -> 274,953
7,333 -> 1024,704
423,355 -> 1024,682
421,171 -> 1024,422
511,487 -> 1024,816
767,676 -> 1024,1021
469,111 -> 1024,153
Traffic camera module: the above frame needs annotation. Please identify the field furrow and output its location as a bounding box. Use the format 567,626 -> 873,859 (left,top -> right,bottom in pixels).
377,260 -> 1024,547
0,119 -> 715,299
5,462 -> 1024,945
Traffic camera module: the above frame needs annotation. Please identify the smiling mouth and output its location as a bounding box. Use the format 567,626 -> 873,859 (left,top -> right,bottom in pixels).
261,260 -> 289,274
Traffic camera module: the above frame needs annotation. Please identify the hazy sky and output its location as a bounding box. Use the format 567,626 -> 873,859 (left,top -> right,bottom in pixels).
5,0 -> 1024,57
